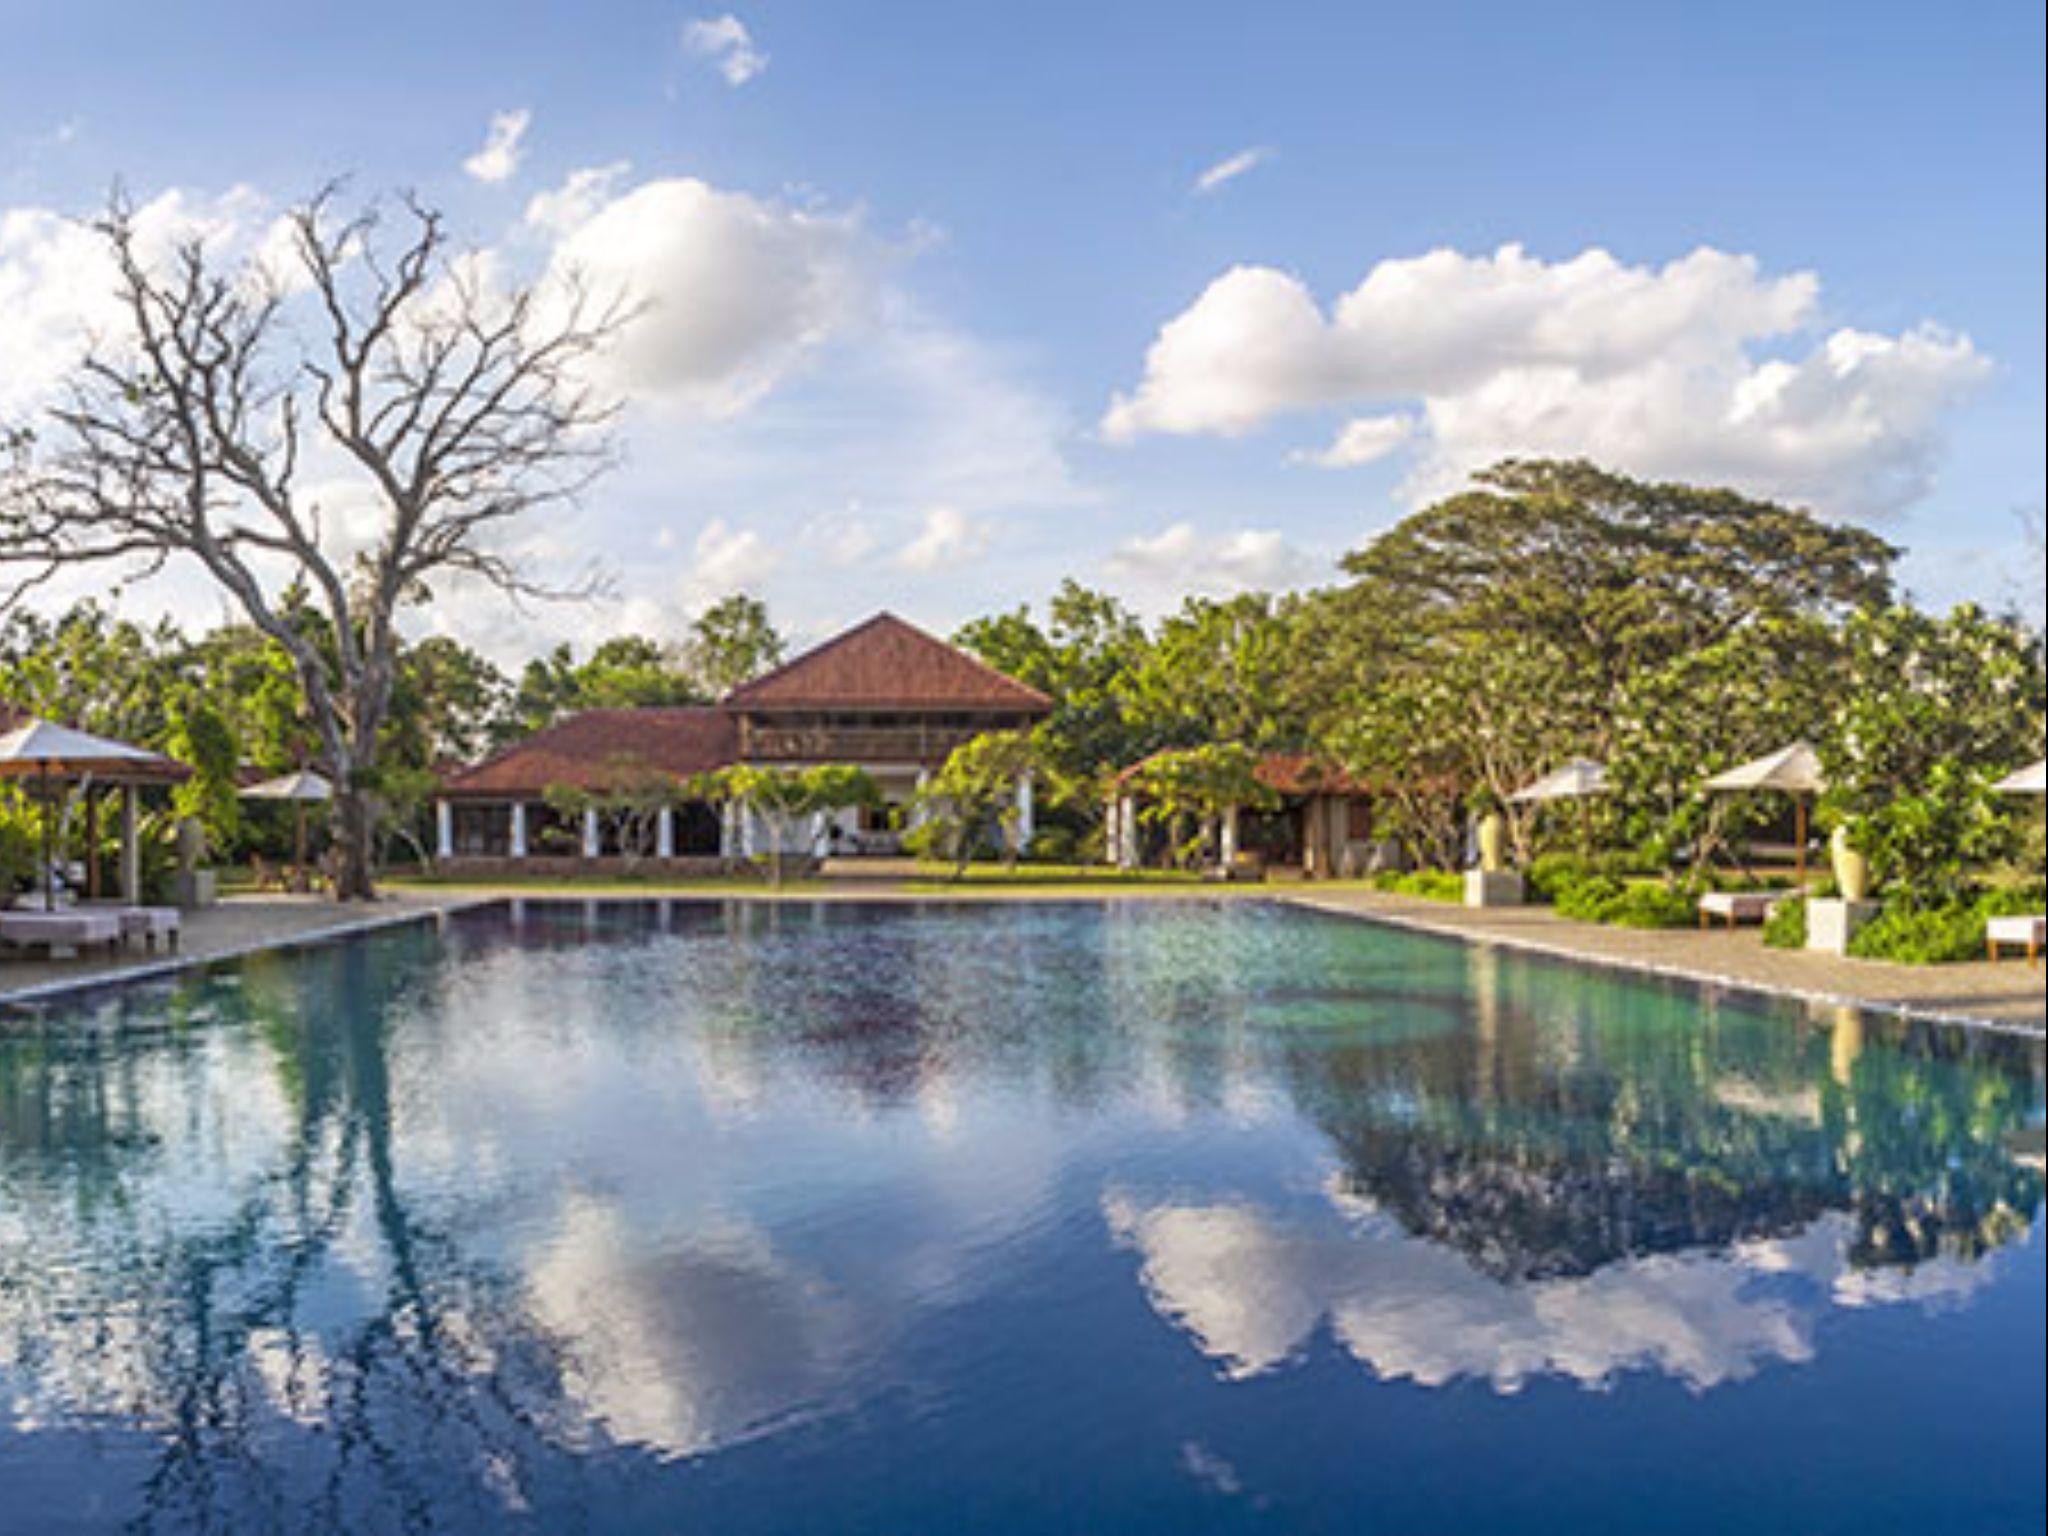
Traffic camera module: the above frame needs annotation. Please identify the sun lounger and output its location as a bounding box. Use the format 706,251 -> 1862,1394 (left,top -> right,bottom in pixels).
117,906 -> 182,953
1698,891 -> 1783,929
1986,914 -> 2045,965
0,909 -> 124,957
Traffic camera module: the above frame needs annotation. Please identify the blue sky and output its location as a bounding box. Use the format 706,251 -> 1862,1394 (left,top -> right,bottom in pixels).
3,0 -> 2042,653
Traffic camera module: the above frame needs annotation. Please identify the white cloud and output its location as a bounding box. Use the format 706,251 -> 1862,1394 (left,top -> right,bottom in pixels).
686,516 -> 781,598
462,108 -> 532,184
523,161 -> 631,236
1103,243 -> 1989,517
1291,412 -> 1416,468
0,185 -> 268,417
1192,147 -> 1272,196
682,14 -> 768,86
1107,522 -> 1315,595
895,505 -> 991,571
541,174 -> 874,417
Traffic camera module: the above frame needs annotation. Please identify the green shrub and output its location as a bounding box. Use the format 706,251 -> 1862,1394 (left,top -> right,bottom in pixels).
1025,825 -> 1081,864
1848,902 -> 1988,965
1762,895 -> 1808,950
1371,869 -> 1464,903
1552,873 -> 1697,929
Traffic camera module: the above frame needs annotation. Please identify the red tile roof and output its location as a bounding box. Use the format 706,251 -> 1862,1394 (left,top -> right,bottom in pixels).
723,613 -> 1051,713
440,707 -> 737,798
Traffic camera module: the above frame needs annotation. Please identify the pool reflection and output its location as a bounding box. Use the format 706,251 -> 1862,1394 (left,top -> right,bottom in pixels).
1,899 -> 2041,1533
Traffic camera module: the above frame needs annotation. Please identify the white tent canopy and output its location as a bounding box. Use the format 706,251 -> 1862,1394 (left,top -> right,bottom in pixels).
1701,740 -> 1827,885
1510,759 -> 1609,803
0,716 -> 190,909
241,769 -> 334,802
1992,760 -> 2046,795
1702,741 -> 1827,794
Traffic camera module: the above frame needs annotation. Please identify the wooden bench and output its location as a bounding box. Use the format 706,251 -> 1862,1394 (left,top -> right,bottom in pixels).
1698,891 -> 1784,929
1986,914 -> 2045,965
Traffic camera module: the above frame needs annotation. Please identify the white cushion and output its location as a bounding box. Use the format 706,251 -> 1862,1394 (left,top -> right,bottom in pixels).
1986,914 -> 2045,943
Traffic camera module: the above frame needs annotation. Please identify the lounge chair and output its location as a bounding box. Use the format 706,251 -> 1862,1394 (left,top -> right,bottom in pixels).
0,908 -> 124,957
1698,890 -> 1783,929
1986,914 -> 2045,965
118,906 -> 182,953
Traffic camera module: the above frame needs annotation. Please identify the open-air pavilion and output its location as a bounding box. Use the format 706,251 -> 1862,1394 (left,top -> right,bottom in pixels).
0,711 -> 192,909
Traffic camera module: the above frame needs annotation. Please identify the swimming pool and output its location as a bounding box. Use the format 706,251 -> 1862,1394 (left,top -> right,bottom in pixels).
2,899 -> 2042,1534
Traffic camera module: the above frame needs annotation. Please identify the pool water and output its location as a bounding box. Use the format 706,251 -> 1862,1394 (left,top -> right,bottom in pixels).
1,899 -> 2042,1535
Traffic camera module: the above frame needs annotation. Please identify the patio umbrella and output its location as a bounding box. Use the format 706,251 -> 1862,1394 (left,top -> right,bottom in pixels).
1511,758 -> 1609,852
1992,760 -> 2046,795
241,768 -> 333,868
0,718 -> 189,910
1509,759 -> 1609,803
1702,741 -> 1827,886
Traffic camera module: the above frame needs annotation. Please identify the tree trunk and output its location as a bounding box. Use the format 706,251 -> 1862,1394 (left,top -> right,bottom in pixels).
331,784 -> 378,900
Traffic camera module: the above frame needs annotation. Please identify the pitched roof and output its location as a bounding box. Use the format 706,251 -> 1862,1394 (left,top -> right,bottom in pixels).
440,707 -> 737,798
723,613 -> 1051,713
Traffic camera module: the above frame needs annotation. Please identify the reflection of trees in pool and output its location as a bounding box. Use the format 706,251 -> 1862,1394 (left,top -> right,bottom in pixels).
1283,949 -> 2044,1282
0,936 -> 592,1533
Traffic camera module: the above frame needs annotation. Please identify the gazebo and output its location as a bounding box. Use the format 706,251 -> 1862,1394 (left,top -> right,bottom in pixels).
0,712 -> 192,909
1702,741 -> 1827,886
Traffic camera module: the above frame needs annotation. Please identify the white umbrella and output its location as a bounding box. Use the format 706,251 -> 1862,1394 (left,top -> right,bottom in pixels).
1510,759 -> 1609,803
1702,741 -> 1826,886
0,718 -> 190,909
240,769 -> 333,867
1992,760 -> 2046,795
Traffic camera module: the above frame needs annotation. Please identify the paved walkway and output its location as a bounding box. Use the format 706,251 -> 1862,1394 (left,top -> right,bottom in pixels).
1284,889 -> 2047,1034
0,891 -> 481,1008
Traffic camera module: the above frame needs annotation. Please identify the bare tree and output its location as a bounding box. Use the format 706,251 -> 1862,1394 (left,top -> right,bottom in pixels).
0,186 -> 631,897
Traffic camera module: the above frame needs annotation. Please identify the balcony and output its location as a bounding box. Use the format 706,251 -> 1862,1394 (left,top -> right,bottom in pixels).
740,722 -> 996,764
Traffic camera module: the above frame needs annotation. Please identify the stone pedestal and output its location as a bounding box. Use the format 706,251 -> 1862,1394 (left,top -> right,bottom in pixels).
1806,897 -> 1881,955
174,869 -> 218,910
1464,870 -> 1526,909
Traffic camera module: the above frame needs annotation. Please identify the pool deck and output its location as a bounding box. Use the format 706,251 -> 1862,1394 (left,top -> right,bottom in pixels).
4,881 -> 2041,1037
0,891 -> 484,1009
1283,889 -> 2047,1036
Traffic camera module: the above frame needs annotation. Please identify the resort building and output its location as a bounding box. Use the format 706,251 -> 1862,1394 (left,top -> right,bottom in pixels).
434,613 -> 1051,872
1106,752 -> 1391,878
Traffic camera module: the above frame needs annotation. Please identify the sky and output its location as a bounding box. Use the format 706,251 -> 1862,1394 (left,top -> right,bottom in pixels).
2,0 -> 2043,658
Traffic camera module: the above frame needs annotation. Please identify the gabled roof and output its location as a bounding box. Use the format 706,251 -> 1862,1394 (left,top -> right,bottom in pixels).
723,613 -> 1051,713
440,707 -> 737,798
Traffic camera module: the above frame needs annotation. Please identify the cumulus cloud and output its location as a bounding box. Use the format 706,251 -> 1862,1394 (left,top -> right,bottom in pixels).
540,174 -> 874,417
1107,522 -> 1316,595
462,108 -> 531,184
682,14 -> 768,86
0,185 -> 268,416
895,504 -> 991,571
686,516 -> 781,598
1192,146 -> 1272,196
523,161 -> 633,237
1103,243 -> 1989,517
1291,412 -> 1416,468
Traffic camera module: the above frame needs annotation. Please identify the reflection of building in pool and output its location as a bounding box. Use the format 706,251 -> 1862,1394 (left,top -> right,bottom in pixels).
434,613 -> 1050,872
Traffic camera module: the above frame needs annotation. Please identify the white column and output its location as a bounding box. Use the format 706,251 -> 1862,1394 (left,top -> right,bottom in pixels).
120,784 -> 141,901
719,800 -> 740,858
581,807 -> 601,858
909,769 -> 931,829
509,801 -> 529,858
808,810 -> 827,856
1117,795 -> 1140,869
1220,804 -> 1239,868
435,799 -> 454,860
1015,772 -> 1035,854
656,806 -> 676,859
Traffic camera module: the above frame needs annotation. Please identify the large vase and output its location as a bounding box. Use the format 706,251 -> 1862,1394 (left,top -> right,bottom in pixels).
1829,825 -> 1869,901
1477,812 -> 1506,874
